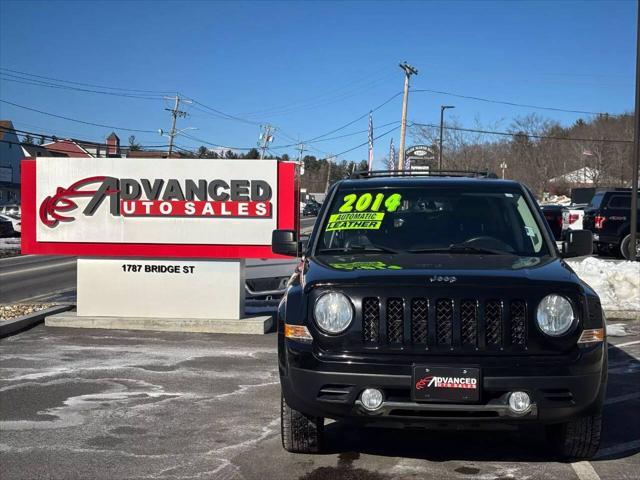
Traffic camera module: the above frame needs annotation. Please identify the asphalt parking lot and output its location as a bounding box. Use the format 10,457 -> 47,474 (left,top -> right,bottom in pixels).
1,323 -> 639,480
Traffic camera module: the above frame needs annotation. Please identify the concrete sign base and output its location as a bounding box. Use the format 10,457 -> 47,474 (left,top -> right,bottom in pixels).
45,311 -> 273,335
44,257 -> 275,334
77,258 -> 245,320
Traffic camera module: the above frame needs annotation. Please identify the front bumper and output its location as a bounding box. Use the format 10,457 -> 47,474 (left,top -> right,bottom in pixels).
280,341 -> 605,427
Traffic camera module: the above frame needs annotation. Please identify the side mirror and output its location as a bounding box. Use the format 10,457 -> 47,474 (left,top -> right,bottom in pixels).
563,230 -> 593,258
272,229 -> 299,257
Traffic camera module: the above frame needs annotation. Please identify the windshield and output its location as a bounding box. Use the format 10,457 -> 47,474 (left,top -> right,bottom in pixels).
316,186 -> 550,256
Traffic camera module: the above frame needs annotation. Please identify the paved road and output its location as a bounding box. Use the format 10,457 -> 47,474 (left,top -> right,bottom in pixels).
1,322 -> 638,480
0,255 -> 77,303
0,217 -> 318,304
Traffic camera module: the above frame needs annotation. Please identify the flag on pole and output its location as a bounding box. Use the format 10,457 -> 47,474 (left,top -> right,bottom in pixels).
387,138 -> 395,171
368,111 -> 374,171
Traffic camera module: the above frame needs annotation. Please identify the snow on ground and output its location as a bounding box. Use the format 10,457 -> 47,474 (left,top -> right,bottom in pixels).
606,323 -> 632,336
568,257 -> 640,311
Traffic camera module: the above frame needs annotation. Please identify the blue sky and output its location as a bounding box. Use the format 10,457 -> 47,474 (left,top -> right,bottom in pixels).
0,0 -> 636,167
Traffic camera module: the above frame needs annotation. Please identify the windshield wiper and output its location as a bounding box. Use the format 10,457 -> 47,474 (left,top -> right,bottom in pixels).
319,244 -> 402,255
408,244 -> 509,255
348,244 -> 402,254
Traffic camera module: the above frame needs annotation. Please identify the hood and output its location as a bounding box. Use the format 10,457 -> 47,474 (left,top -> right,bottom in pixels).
302,253 -> 580,289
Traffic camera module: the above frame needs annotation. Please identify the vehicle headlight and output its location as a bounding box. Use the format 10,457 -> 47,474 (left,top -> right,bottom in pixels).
536,294 -> 575,336
314,292 -> 353,334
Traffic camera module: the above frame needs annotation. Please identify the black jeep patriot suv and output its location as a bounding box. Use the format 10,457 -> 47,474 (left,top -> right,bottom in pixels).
272,171 -> 606,460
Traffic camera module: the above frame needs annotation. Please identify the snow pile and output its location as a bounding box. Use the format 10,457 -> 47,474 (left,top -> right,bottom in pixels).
568,257 -> 640,311
541,194 -> 571,206
606,323 -> 631,337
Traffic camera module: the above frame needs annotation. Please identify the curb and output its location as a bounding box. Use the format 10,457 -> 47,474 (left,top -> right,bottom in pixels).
0,304 -> 74,338
45,310 -> 274,335
604,310 -> 640,321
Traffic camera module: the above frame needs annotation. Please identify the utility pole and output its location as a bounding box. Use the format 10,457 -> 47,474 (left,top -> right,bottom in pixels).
397,62 -> 418,171
164,94 -> 189,157
259,125 -> 275,159
297,143 -> 306,163
630,4 -> 640,261
439,105 -> 455,170
325,155 -> 334,192
297,142 -> 306,175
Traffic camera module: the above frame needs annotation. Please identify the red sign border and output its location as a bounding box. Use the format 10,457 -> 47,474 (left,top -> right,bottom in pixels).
21,159 -> 298,259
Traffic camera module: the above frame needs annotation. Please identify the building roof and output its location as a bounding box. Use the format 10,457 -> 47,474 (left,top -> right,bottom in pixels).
41,139 -> 93,157
0,120 -> 16,141
107,132 -> 120,141
21,144 -> 68,158
549,167 -> 599,184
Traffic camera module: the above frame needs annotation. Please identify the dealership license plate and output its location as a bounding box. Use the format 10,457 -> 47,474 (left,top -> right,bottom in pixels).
412,366 -> 480,403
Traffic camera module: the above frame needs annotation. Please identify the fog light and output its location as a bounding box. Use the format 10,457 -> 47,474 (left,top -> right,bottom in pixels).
360,388 -> 383,411
508,391 -> 531,414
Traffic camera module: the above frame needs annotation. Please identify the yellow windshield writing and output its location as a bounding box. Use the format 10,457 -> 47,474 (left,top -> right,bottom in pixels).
326,212 -> 385,231
330,261 -> 403,271
339,192 -> 402,213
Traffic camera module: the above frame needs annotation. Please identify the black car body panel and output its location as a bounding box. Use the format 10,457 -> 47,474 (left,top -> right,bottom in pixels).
277,176 -> 606,429
583,189 -> 640,251
540,205 -> 564,241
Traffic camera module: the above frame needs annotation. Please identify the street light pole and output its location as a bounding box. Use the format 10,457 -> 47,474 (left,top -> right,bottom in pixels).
397,62 -> 418,171
630,3 -> 640,261
500,161 -> 508,179
439,105 -> 455,171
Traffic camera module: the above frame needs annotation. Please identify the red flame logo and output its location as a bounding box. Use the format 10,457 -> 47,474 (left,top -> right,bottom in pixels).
415,376 -> 433,390
39,176 -> 117,228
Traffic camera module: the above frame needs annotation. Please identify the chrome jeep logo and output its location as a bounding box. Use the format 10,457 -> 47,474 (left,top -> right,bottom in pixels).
429,275 -> 457,283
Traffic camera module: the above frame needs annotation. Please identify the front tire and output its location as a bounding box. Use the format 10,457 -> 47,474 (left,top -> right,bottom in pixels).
621,233 -> 640,260
281,394 -> 324,453
548,414 -> 602,460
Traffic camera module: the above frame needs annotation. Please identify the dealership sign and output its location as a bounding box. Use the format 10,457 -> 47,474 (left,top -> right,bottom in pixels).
22,158 -> 297,259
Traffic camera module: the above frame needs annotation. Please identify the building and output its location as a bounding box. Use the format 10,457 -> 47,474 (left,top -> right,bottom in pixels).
40,133 -> 127,158
549,167 -> 600,186
0,120 -> 23,202
21,144 -> 68,158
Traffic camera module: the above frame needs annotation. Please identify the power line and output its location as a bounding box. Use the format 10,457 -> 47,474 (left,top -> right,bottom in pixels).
271,120 -> 400,149
410,121 -> 633,144
0,74 -> 165,100
303,91 -> 402,144
0,99 -> 157,133
0,67 -> 173,94
0,138 -> 169,153
239,69 -> 394,117
239,71 -> 397,118
187,98 -> 261,126
412,88 -> 606,116
321,124 -> 400,160
179,132 -> 256,151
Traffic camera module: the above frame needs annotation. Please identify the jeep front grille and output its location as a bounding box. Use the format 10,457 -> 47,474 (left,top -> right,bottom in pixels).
485,300 -> 503,347
361,297 -> 528,350
362,297 -> 380,343
410,298 -> 428,344
387,298 -> 404,344
436,299 -> 453,346
460,300 -> 478,346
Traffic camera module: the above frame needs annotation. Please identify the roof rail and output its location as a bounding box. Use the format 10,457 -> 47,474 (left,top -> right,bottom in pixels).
350,169 -> 498,179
